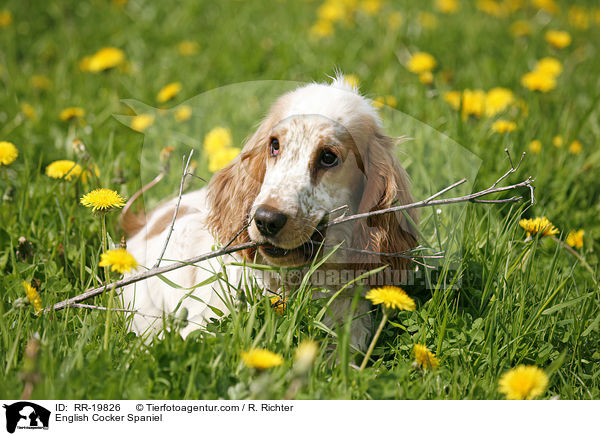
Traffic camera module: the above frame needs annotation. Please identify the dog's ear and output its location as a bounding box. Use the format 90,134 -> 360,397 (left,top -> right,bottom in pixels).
206,117 -> 273,258
352,134 -> 418,271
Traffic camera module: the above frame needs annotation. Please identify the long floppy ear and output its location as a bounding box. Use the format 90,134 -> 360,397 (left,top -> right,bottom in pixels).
206,118 -> 273,258
351,134 -> 418,272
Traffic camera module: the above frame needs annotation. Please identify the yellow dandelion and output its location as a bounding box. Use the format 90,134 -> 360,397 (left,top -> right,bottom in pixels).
521,70 -> 556,92
23,282 -> 42,315
270,296 -> 287,315
443,90 -> 462,111
156,82 -> 182,103
552,135 -> 563,147
31,75 -> 52,90
343,74 -> 360,89
510,20 -> 532,37
241,348 -> 284,370
82,47 -> 125,72
317,1 -> 347,22
385,95 -> 397,108
545,30 -> 571,49
46,160 -> 83,181
413,344 -> 440,370
295,340 -> 319,372
519,216 -> 559,238
373,96 -> 385,109
21,103 -> 36,120
203,126 -> 233,154
436,0 -> 459,14
569,140 -> 582,155
529,140 -> 542,155
0,10 -> 12,27
461,89 -> 486,119
177,40 -> 200,56
131,114 -> 155,132
498,365 -> 548,400
418,71 -> 434,85
0,141 -> 18,166
491,120 -> 516,134
418,11 -> 438,29
407,52 -> 436,74
387,11 -> 403,30
532,0 -> 559,15
310,20 -> 334,39
476,0 -> 506,18
80,188 -> 126,212
366,286 -> 416,311
174,105 -> 192,122
566,229 -> 584,249
59,107 -> 85,122
358,0 -> 382,15
208,147 -> 240,172
534,57 -> 562,77
568,6 -> 590,30
485,88 -> 514,117
99,248 -> 138,274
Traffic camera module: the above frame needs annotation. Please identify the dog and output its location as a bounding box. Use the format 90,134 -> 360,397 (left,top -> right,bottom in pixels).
121,76 -> 418,351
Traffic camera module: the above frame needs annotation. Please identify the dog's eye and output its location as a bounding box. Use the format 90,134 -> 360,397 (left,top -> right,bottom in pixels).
270,138 -> 280,156
320,150 -> 339,168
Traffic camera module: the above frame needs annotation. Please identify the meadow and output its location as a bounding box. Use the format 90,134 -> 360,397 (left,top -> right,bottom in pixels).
0,0 -> 599,400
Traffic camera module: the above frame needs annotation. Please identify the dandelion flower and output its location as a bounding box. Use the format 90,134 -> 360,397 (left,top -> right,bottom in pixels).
156,82 -> 182,103
519,216 -> 559,238
418,71 -> 434,85
418,11 -> 438,29
566,229 -> 584,249
485,88 -> 514,117
552,135 -> 563,147
373,97 -> 385,109
461,89 -> 486,119
270,296 -> 287,315
208,147 -> 240,172
80,188 -> 126,212
309,20 -> 334,39
407,52 -> 436,74
521,70 -> 556,92
413,344 -> 440,370
436,0 -> 459,14
545,30 -> 571,49
491,120 -> 516,134
366,286 -> 416,311
535,57 -> 562,77
385,95 -> 398,108
31,75 -> 52,90
528,140 -> 542,154
0,141 -> 18,166
568,6 -> 590,30
131,114 -> 155,132
498,365 -> 548,400
177,40 -> 200,56
21,103 -> 36,120
59,107 -> 85,122
82,47 -> 125,72
99,248 -> 138,274
532,0 -> 559,15
295,340 -> 318,372
203,126 -> 233,154
23,281 -> 42,315
0,10 -> 12,27
359,0 -> 382,15
568,140 -> 582,155
510,20 -> 531,37
174,105 -> 192,122
317,1 -> 347,22
46,160 -> 83,181
476,0 -> 506,18
241,348 -> 284,370
443,91 -> 462,111
343,74 -> 360,90
387,11 -> 403,30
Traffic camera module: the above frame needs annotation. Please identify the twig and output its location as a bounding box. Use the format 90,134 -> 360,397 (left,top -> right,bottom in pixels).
120,173 -> 165,224
153,151 -> 194,268
45,241 -> 258,313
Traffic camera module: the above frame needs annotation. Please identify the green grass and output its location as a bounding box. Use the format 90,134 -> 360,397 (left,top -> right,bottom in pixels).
1,0 -> 599,400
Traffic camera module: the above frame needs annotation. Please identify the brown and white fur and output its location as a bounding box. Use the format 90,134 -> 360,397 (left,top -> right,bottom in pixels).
121,76 -> 418,350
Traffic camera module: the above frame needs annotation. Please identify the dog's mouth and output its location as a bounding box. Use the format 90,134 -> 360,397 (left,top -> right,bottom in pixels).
259,219 -> 327,261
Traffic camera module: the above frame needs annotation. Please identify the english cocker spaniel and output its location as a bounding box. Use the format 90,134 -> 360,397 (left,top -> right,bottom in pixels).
121,76 -> 418,350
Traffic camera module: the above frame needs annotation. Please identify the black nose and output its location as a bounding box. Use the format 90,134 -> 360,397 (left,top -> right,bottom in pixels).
254,206 -> 287,237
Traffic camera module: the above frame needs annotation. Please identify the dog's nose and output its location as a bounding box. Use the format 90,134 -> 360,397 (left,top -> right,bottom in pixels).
254,206 -> 287,237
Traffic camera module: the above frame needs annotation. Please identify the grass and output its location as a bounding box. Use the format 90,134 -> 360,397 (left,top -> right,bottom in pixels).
1,0 -> 599,400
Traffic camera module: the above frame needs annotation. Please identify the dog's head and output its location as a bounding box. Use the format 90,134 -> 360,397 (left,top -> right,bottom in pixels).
207,77 -> 418,269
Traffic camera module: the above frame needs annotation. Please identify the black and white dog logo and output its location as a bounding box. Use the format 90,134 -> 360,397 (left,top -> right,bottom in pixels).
2,402 -> 50,433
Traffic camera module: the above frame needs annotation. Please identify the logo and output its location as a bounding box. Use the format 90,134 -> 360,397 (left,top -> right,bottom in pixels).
2,402 -> 50,434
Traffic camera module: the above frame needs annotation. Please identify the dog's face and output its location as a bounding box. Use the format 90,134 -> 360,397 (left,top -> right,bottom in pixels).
248,114 -> 365,266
